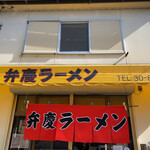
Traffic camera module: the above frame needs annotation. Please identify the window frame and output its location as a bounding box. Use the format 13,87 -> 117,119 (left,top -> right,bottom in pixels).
22,19 -> 126,55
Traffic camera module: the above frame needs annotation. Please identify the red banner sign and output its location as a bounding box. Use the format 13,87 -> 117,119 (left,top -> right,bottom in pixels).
24,104 -> 130,143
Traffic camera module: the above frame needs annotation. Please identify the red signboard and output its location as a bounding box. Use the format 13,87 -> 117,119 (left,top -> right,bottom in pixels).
24,104 -> 130,143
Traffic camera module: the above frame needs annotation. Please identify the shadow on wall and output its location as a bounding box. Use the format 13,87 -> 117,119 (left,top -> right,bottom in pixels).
15,54 -> 126,65
132,85 -> 150,146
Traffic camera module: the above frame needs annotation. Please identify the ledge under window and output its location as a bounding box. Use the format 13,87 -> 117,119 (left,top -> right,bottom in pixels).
21,51 -> 125,55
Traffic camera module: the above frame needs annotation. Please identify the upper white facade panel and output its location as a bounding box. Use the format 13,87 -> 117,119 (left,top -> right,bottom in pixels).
0,9 -> 150,65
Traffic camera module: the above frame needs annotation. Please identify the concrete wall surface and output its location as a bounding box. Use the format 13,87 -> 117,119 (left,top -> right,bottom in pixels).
0,9 -> 150,65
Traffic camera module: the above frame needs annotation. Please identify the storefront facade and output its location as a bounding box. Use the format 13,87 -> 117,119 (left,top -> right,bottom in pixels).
0,2 -> 150,150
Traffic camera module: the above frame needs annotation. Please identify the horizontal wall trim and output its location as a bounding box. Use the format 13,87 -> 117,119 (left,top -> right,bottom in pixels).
1,0 -> 150,5
1,2 -> 150,11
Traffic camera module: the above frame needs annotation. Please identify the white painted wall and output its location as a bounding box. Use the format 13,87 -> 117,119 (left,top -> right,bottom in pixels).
0,9 -> 150,65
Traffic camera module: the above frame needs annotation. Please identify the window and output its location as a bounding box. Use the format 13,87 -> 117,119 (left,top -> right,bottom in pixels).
24,21 -> 59,53
60,23 -> 89,52
23,20 -> 124,54
90,21 -> 124,53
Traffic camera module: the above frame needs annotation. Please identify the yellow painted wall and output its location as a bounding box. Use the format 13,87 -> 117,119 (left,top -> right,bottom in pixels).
131,85 -> 150,150
0,85 -> 14,150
